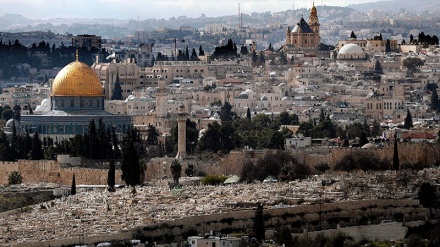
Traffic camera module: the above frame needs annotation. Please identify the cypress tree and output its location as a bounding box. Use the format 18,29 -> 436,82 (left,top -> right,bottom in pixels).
23,130 -> 32,159
246,107 -> 251,120
107,160 -> 116,192
121,141 -> 140,187
393,135 -> 400,170
71,174 -> 76,195
253,203 -> 265,242
30,133 -> 44,160
385,39 -> 391,53
111,73 -> 123,100
404,109 -> 413,130
111,126 -> 120,159
430,85 -> 439,111
198,45 -> 205,56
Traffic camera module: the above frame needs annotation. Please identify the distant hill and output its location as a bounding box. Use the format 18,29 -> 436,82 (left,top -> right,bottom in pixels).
349,0 -> 440,13
0,13 -> 34,29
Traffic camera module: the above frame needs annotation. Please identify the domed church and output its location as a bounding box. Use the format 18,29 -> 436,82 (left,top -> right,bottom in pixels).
20,52 -> 132,139
285,2 -> 320,51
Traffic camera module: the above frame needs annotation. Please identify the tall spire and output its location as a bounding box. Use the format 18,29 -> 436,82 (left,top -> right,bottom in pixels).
75,49 -> 79,61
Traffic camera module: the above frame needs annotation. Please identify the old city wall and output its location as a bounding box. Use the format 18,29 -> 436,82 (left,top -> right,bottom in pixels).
300,142 -> 434,168
145,143 -> 434,179
0,142 -> 435,184
0,159 -> 123,186
11,199 -> 428,247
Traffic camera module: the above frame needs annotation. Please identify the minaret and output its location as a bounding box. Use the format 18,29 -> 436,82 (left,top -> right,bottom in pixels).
155,80 -> 168,118
176,104 -> 187,159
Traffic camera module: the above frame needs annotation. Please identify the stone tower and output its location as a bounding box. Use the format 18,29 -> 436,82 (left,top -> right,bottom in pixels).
308,2 -> 320,40
176,104 -> 187,159
156,80 -> 168,118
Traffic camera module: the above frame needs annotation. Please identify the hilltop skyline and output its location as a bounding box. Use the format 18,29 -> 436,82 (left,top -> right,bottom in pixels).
2,0 -> 379,20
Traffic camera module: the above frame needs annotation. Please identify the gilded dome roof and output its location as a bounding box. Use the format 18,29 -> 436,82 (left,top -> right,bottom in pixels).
51,60 -> 103,96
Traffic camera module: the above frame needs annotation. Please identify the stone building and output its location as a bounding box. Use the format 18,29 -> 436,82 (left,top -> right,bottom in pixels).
285,3 -> 320,51
71,34 -> 102,49
20,53 -> 132,140
93,61 -> 140,99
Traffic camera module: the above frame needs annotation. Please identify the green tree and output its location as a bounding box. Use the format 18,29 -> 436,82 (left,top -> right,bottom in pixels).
268,43 -> 273,51
185,163 -> 194,177
257,52 -> 265,65
107,160 -> 116,192
251,50 -> 258,64
371,119 -> 382,137
146,124 -> 159,146
170,159 -> 182,185
86,119 -> 99,159
276,226 -> 293,246
198,45 -> 205,56
198,121 -> 241,154
8,171 -> 23,185
359,132 -> 369,147
30,133 -> 44,160
279,52 -> 287,65
385,39 -> 391,52
404,109 -> 413,130
418,182 -> 437,210
190,48 -> 198,61
393,136 -> 400,170
12,104 -> 21,122
71,174 -> 76,195
253,203 -> 265,242
2,109 -> 13,121
121,141 -> 141,187
429,84 -> 440,111
111,73 -> 123,100
220,101 -> 235,122
350,31 -> 357,39
403,57 -> 424,76
246,107 -> 251,120
111,126 -> 121,159
22,130 -> 32,159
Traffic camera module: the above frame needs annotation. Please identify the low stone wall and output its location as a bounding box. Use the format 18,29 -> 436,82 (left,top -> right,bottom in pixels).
0,160 -> 123,186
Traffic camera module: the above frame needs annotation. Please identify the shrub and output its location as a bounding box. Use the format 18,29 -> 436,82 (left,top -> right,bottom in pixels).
8,171 -> 23,185
201,175 -> 227,185
334,150 -> 390,172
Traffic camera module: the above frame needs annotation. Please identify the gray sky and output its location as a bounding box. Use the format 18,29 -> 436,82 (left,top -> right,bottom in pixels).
1,0 -> 378,19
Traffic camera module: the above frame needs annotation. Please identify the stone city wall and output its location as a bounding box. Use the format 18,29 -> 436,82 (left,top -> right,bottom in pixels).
0,142 -> 436,185
0,159 -> 123,186
146,142 -> 435,179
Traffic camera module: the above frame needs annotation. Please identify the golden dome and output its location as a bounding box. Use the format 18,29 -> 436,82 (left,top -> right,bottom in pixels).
51,60 -> 103,96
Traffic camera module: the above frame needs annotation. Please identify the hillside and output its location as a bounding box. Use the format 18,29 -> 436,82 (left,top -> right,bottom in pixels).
349,0 -> 440,13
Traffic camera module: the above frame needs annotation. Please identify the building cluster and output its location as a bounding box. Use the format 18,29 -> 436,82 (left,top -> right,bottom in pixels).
1,3 -> 440,144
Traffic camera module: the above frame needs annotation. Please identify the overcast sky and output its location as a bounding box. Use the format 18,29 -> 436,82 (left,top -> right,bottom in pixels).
1,0 -> 379,20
